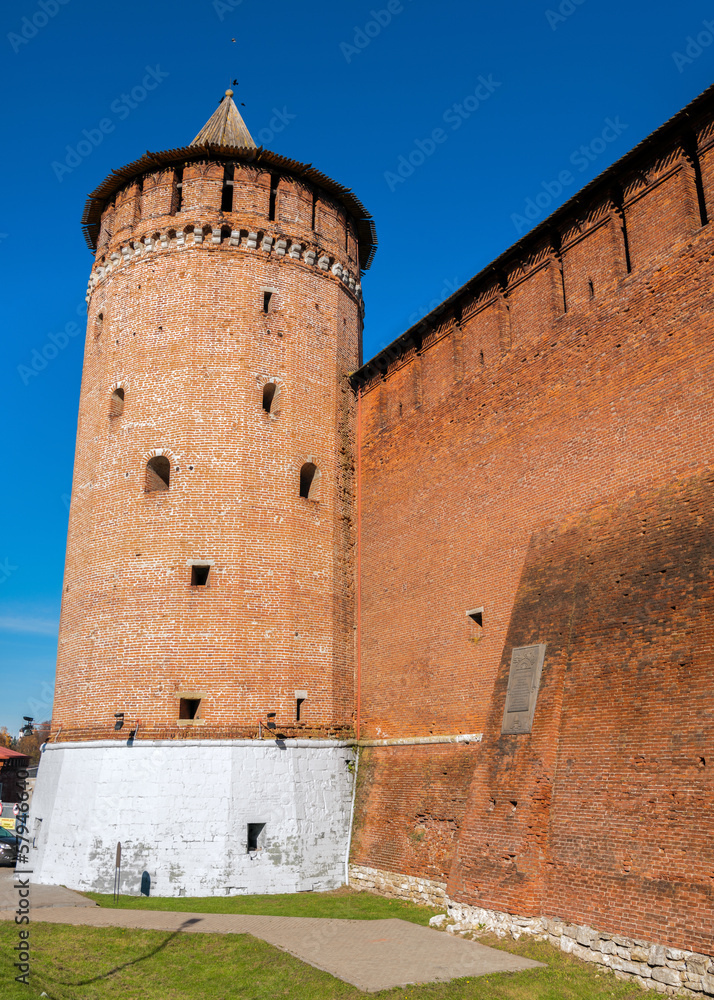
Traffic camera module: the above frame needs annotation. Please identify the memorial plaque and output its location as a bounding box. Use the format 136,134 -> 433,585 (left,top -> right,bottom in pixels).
501,643 -> 546,735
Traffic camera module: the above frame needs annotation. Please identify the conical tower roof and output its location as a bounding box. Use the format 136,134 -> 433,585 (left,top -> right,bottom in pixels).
192,90 -> 256,148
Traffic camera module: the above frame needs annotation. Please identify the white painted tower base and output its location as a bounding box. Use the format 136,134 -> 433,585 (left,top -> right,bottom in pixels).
28,740 -> 355,897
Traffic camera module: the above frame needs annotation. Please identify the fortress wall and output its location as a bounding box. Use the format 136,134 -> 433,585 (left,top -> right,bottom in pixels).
353,96 -> 714,953
350,745 -> 479,887
451,470 -> 714,954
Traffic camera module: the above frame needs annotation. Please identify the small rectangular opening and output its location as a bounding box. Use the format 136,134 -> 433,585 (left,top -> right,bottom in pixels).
173,168 -> 183,215
221,164 -> 234,212
296,698 -> 305,722
263,291 -> 273,313
268,174 -> 278,221
179,698 -> 201,720
191,565 -> 210,587
466,608 -> 483,628
247,822 -> 266,853
311,191 -> 318,230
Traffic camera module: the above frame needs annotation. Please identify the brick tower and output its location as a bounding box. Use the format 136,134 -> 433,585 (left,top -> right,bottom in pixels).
29,93 -> 376,895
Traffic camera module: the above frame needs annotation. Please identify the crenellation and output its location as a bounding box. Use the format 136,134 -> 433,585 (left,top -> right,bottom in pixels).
180,160 -> 224,214
141,167 -> 175,220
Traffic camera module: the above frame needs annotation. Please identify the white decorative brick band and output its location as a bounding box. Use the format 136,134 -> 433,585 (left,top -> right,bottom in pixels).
430,903 -> 714,998
348,864 -> 447,907
86,227 -> 361,305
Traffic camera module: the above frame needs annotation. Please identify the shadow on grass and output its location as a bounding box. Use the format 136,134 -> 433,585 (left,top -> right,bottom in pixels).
39,917 -> 203,990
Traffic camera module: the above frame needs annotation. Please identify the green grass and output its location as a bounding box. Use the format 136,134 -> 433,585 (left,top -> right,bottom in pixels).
84,886 -> 441,925
0,921 -> 646,1000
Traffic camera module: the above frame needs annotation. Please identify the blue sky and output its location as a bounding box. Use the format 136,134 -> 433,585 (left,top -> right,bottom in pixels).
0,0 -> 712,733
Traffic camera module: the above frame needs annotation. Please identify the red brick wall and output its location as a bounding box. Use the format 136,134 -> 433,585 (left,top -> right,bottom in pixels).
451,471 -> 714,952
353,97 -> 714,950
351,745 -> 479,882
54,159 -> 363,735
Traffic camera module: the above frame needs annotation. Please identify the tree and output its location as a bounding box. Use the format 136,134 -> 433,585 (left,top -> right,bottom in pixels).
0,727 -> 15,750
15,721 -> 51,766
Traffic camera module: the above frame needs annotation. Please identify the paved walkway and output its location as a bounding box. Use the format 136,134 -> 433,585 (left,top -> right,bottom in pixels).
0,874 -> 543,992
0,867 -> 97,909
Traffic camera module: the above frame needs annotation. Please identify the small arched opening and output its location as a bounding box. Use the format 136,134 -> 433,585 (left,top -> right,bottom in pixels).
262,382 -> 277,413
145,455 -> 171,493
109,387 -> 125,418
299,462 -> 318,500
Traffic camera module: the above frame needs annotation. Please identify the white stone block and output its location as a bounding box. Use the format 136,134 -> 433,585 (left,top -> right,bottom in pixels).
28,740 -> 354,897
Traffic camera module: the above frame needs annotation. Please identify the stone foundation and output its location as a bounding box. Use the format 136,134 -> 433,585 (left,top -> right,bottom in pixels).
348,864 -> 447,907
431,903 -> 714,998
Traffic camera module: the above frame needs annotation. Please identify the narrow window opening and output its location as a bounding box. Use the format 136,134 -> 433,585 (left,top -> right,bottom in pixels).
221,164 -> 234,212
191,565 -> 210,587
145,456 -> 170,493
179,698 -> 200,720
299,462 -> 318,500
135,176 -> 144,220
612,185 -> 632,273
683,133 -> 709,227
247,822 -> 266,853
311,191 -> 318,230
173,168 -> 183,215
263,291 -> 273,313
296,698 -> 305,722
110,387 -> 125,418
588,278 -> 595,299
479,350 -> 484,365
467,608 -> 483,628
268,174 -> 278,221
262,382 -> 277,413
551,235 -> 567,313
95,313 -> 104,339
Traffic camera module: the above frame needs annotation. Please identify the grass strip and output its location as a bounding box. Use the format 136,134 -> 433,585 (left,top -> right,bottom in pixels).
84,886 -> 441,925
0,921 -> 645,1000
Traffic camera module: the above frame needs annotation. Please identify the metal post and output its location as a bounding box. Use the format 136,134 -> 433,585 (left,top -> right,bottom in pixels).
113,841 -> 121,903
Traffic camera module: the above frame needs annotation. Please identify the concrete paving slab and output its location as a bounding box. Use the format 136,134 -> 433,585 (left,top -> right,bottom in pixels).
0,868 -> 97,910
0,903 -> 544,992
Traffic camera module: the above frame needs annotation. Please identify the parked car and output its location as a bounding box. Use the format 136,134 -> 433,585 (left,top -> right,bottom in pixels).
0,827 -> 18,865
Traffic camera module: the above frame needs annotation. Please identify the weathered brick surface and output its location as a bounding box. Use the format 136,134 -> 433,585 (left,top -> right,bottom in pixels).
451,473 -> 714,951
54,160 -> 363,735
350,745 -> 478,882
353,91 -> 714,953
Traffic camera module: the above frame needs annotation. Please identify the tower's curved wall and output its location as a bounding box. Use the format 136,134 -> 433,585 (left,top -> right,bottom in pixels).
29,146 -> 369,895
54,159 -> 363,736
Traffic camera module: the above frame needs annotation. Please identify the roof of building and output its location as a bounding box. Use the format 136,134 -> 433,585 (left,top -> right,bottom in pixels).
81,95 -> 377,272
0,747 -> 29,760
192,91 -> 256,149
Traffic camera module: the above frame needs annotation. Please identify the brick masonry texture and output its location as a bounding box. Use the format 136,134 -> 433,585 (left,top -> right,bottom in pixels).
351,89 -> 714,963
54,160 -> 363,736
